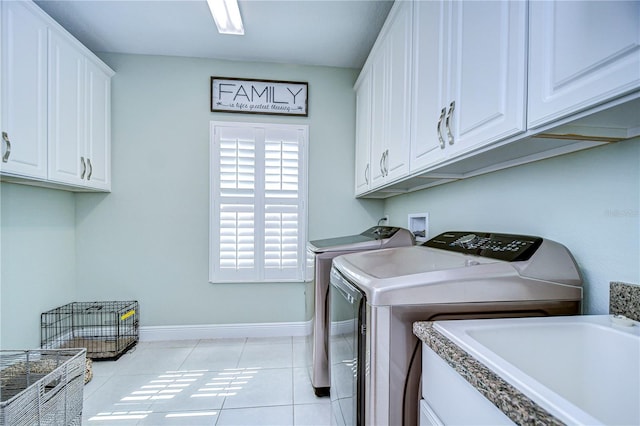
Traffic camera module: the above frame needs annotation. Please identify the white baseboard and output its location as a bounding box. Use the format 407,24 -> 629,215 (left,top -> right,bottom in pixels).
139,321 -> 312,342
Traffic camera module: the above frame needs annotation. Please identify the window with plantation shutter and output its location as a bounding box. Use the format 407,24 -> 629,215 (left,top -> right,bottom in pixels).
210,121 -> 308,283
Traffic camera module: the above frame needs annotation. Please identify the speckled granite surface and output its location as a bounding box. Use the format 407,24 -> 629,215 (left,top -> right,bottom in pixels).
413,322 -> 564,426
610,282 -> 640,321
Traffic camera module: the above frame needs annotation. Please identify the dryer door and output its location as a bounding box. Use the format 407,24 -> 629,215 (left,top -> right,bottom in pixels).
329,267 -> 366,426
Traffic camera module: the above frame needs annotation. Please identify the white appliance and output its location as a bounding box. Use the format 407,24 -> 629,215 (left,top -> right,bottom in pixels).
329,231 -> 583,426
305,226 -> 415,396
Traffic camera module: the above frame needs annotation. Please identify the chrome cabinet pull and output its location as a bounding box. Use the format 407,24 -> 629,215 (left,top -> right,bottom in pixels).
446,101 -> 455,145
379,152 -> 385,176
80,157 -> 86,179
87,158 -> 93,180
437,108 -> 446,149
2,132 -> 11,163
384,149 -> 389,176
365,163 -> 369,184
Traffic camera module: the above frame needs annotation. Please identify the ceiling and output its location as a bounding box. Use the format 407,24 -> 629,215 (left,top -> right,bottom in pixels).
34,0 -> 394,69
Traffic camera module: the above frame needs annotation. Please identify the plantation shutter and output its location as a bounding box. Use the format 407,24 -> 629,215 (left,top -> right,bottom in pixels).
210,122 -> 308,283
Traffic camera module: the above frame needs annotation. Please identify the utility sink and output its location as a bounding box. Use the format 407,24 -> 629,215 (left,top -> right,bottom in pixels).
434,315 -> 640,425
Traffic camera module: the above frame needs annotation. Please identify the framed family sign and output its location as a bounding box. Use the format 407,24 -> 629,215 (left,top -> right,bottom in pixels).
211,77 -> 308,116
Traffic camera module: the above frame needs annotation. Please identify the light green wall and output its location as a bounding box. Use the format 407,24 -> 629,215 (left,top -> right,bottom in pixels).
74,53 -> 384,327
383,137 -> 640,315
0,183 -> 76,348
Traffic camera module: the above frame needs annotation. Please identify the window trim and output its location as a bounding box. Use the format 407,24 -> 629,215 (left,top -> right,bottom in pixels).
209,121 -> 309,283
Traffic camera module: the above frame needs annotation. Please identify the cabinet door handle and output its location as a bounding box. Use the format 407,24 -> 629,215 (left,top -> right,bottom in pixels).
379,152 -> 385,176
87,158 -> 93,181
381,150 -> 388,176
2,132 -> 11,163
446,101 -> 455,145
384,149 -> 389,176
365,163 -> 370,184
437,108 -> 446,149
80,157 -> 86,179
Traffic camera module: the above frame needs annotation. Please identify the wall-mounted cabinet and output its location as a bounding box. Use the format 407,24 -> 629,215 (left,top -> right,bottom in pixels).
48,31 -> 111,191
354,68 -> 372,194
0,0 -> 48,180
356,0 -> 640,199
0,0 -> 113,192
528,1 -> 640,130
355,1 -> 412,195
410,0 -> 527,172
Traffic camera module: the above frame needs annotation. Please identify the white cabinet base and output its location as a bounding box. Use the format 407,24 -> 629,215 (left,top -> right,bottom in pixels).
419,399 -> 444,426
422,344 -> 514,425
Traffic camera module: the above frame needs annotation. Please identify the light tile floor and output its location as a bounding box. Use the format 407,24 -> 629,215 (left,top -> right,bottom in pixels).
81,337 -> 331,425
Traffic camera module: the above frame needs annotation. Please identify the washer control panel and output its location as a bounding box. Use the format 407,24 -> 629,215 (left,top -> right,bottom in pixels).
360,226 -> 401,240
423,231 -> 543,261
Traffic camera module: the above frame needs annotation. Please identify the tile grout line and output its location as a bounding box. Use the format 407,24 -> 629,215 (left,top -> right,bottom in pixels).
217,336 -> 248,416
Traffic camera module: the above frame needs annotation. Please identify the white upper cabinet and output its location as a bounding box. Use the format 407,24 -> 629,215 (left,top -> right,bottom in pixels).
354,69 -> 372,195
0,0 -> 113,192
411,0 -> 527,171
360,1 -> 412,191
528,1 -> 640,129
369,47 -> 386,187
84,60 -> 111,191
48,29 -> 86,187
448,1 -> 527,150
0,1 -> 48,179
409,0 -> 448,171
48,31 -> 112,191
382,1 -> 412,183
356,0 -> 639,198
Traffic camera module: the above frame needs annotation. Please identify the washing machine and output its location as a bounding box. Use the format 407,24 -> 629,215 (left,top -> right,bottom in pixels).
329,231 -> 583,426
305,226 -> 415,396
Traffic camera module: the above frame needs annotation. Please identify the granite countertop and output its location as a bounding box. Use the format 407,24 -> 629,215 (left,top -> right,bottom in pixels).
414,282 -> 640,426
413,321 -> 564,426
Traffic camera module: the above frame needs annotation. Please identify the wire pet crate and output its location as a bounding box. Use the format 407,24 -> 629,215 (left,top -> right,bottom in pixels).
0,348 -> 86,425
41,301 -> 139,360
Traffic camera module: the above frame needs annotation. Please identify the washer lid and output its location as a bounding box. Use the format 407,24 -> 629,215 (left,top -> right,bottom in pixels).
308,233 -> 376,251
308,226 -> 413,252
335,245 -> 498,279
332,245 -> 582,306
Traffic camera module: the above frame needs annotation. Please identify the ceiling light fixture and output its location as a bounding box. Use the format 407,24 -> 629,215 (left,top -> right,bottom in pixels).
207,0 -> 245,35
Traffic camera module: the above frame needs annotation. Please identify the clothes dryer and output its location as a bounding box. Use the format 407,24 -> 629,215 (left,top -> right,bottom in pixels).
305,226 -> 414,396
329,231 -> 583,426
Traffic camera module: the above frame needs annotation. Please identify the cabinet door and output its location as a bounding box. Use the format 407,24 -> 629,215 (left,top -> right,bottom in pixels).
528,1 -> 640,129
354,70 -> 372,195
420,400 -> 444,426
48,30 -> 86,186
369,49 -> 386,188
85,60 -> 111,191
384,1 -> 411,182
410,0 -> 449,171
448,0 -> 526,154
0,1 -> 48,179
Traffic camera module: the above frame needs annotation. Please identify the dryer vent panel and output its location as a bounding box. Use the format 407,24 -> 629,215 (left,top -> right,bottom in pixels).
408,213 -> 429,242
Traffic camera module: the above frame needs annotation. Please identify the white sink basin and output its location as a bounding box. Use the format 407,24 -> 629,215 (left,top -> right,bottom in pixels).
434,315 -> 640,425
